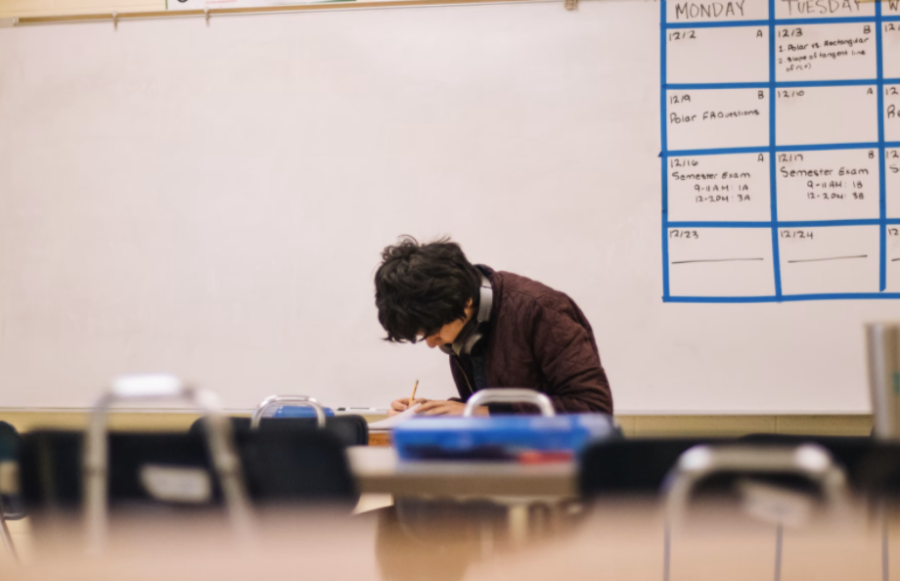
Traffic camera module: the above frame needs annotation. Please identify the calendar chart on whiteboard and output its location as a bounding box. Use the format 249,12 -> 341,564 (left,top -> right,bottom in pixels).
661,0 -> 900,302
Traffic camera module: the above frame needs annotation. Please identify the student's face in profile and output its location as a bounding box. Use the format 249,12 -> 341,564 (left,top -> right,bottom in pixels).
421,299 -> 474,348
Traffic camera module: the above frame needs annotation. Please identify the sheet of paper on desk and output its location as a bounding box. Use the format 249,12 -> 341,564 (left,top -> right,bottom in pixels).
368,405 -> 421,432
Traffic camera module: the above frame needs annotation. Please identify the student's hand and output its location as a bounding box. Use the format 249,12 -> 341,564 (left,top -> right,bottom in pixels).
388,397 -> 430,417
415,400 -> 488,416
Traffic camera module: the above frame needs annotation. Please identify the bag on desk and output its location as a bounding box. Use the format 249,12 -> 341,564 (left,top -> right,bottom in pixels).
392,414 -> 620,461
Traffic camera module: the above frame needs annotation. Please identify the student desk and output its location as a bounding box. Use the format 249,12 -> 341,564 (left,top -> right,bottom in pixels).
346,446 -> 577,498
367,432 -> 391,446
1,502 -> 890,581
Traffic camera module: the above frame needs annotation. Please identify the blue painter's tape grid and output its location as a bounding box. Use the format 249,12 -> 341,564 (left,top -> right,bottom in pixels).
661,0 -> 669,300
768,0 -> 782,299
666,17 -> 876,29
663,17 -> 886,31
668,219 -> 886,228
660,1 -> 897,303
667,80 -> 877,90
666,294 -> 900,303
666,19 -> 769,29
665,142 -> 883,157
878,0 -> 888,292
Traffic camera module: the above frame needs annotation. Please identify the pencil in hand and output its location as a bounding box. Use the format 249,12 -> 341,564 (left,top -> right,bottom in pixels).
408,379 -> 419,411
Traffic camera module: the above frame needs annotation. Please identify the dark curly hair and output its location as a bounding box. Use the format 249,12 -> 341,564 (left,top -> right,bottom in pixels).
374,236 -> 482,343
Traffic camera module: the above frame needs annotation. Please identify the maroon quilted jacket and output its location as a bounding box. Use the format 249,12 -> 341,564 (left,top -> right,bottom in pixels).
449,268 -> 613,415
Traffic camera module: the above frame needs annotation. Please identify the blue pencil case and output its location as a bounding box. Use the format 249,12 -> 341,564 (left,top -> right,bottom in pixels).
392,414 -> 619,461
273,405 -> 335,418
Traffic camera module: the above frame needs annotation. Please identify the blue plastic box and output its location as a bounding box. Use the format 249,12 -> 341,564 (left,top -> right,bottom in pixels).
273,405 -> 335,418
392,414 -> 619,460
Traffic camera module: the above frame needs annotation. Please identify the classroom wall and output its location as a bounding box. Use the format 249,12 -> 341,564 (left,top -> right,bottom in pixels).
0,1 -> 889,414
0,0 -> 161,18
4,0 -> 898,417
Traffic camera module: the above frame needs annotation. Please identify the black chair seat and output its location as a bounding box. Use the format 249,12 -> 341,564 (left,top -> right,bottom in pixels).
190,415 -> 369,447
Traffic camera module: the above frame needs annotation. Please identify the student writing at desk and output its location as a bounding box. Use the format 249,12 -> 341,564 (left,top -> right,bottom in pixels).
375,237 -> 613,416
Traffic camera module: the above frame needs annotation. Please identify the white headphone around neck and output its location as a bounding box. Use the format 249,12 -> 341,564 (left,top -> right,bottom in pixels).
440,274 -> 493,356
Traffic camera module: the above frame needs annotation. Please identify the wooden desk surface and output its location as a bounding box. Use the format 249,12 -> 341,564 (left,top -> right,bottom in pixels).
2,502 -> 893,581
347,446 -> 576,498
465,503 -> 889,581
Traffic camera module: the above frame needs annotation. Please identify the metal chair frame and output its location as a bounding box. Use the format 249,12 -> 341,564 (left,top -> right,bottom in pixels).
84,374 -> 252,554
249,395 -> 327,430
463,389 -> 555,417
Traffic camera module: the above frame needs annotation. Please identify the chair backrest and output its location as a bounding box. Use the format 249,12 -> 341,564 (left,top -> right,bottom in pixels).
663,443 -> 851,522
580,438 -> 716,497
738,434 -> 877,491
190,415 -> 369,447
0,422 -> 24,520
580,435 -> 886,499
0,422 -> 18,461
237,428 -> 357,502
20,428 -> 357,516
21,431 -> 223,513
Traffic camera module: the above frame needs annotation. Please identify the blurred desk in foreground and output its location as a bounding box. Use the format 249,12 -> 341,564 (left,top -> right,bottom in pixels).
347,446 -> 576,498
2,502 -> 891,581
368,432 -> 391,446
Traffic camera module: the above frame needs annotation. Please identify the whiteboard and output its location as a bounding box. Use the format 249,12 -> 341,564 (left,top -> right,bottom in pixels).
0,0 -> 895,414
662,0 -> 897,302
